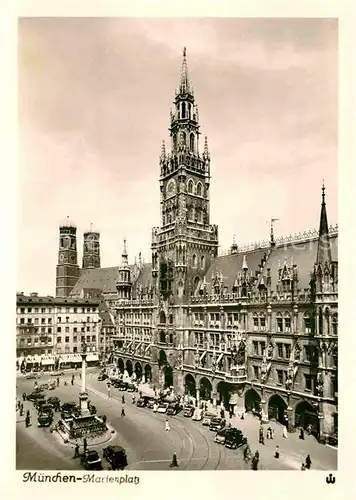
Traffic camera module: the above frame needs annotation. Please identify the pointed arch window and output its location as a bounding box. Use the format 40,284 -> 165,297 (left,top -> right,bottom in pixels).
253,313 -> 259,332
325,307 -> 330,335
180,131 -> 186,145
304,312 -> 311,334
259,313 -> 266,331
192,254 -> 197,268
182,102 -> 186,119
190,133 -> 195,152
332,313 -> 338,336
188,179 -> 194,194
196,182 -> 202,196
200,255 -> 205,269
276,312 -> 283,332
284,312 -> 291,333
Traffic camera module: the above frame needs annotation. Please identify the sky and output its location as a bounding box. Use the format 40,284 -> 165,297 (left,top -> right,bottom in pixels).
18,18 -> 338,296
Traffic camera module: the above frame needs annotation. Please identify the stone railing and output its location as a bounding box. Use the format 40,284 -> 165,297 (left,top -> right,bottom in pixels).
219,224 -> 338,256
190,290 -> 312,305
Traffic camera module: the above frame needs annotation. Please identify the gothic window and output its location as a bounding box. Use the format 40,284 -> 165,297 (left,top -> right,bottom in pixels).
304,313 -> 311,333
169,314 -> 173,324
253,313 -> 259,332
284,313 -> 291,333
180,131 -> 186,145
188,179 -> 194,194
325,308 -> 330,335
190,133 -> 195,152
332,313 -> 338,335
200,255 -> 205,269
196,182 -> 202,196
159,331 -> 165,343
276,313 -> 283,332
192,254 -> 197,267
260,313 -> 266,331
182,102 -> 186,118
285,344 -> 291,359
194,276 -> 200,293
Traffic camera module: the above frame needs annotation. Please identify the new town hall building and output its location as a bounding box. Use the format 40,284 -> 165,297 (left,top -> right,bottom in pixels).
50,49 -> 338,443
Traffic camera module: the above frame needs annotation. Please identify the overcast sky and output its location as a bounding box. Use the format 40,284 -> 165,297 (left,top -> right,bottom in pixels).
18,18 -> 338,295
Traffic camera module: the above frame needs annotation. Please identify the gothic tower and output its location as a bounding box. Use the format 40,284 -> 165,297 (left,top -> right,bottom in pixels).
116,240 -> 132,302
55,217 -> 80,297
82,225 -> 101,269
152,48 -> 219,306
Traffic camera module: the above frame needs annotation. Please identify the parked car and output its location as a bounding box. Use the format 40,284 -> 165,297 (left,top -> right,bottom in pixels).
209,417 -> 226,432
50,370 -> 65,377
157,402 -> 169,413
113,380 -> 121,388
80,450 -> 102,470
48,382 -> 56,390
214,428 -> 230,444
126,384 -> 137,392
201,412 -> 216,426
60,401 -> 79,419
39,383 -> 49,390
118,382 -> 128,391
137,396 -> 153,408
98,373 -> 107,381
167,402 -> 182,415
37,411 -> 53,427
192,409 -> 204,421
183,406 -> 195,417
27,391 -> 45,402
25,373 -> 37,380
224,428 -> 247,449
103,445 -> 128,470
47,396 -> 61,411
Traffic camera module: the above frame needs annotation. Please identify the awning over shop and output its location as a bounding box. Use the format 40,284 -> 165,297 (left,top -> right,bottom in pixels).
41,358 -> 55,365
86,354 -> 99,362
25,355 -> 42,364
59,355 -> 82,364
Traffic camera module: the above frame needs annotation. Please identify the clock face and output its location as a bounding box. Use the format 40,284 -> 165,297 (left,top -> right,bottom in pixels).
167,180 -> 176,195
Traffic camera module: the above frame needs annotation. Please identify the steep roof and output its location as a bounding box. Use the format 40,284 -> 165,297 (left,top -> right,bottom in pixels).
204,249 -> 268,293
70,266 -> 121,296
131,263 -> 153,295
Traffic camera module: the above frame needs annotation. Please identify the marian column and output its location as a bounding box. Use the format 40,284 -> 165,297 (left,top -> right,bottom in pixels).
79,342 -> 90,416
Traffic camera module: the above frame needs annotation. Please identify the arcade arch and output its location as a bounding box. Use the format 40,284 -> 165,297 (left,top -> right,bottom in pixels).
268,394 -> 287,424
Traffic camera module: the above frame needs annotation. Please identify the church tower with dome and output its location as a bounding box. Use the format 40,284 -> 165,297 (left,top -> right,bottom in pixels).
55,217 -> 80,297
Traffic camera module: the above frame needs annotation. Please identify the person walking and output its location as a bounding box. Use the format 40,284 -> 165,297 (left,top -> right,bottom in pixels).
251,451 -> 259,470
121,408 -> 125,417
56,377 -> 59,387
299,427 -> 305,440
229,409 -> 233,419
240,409 -> 245,420
74,444 -> 80,458
165,419 -> 171,431
274,445 -> 280,459
22,392 -> 26,402
259,426 -> 264,444
282,425 -> 288,438
107,386 -> 111,400
122,395 -> 125,404
25,414 -> 31,427
271,428 -> 275,440
267,426 -> 272,439
132,395 -> 136,405
305,455 -> 312,470
83,438 -> 88,453
170,453 -> 179,467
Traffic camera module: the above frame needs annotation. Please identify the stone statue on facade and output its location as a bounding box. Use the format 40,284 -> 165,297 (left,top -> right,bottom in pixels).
194,348 -> 200,368
315,371 -> 324,396
285,363 -> 294,391
260,355 -> 268,383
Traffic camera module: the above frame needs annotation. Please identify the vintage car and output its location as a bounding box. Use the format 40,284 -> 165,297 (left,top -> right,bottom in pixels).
167,402 -> 182,416
126,383 -> 137,392
97,373 -> 107,381
214,428 -> 230,444
224,428 -> 247,449
50,370 -> 65,377
201,412 -> 216,426
48,382 -> 56,390
27,390 -> 45,402
209,417 -> 226,432
25,372 -> 37,380
47,396 -> 61,411
60,401 -> 79,419
117,382 -> 128,391
113,380 -> 122,388
103,445 -> 128,470
80,450 -> 102,470
183,406 -> 195,417
37,411 -> 53,427
39,383 -> 49,390
156,402 -> 169,414
34,398 -> 48,411
192,409 -> 204,421
137,396 -> 154,408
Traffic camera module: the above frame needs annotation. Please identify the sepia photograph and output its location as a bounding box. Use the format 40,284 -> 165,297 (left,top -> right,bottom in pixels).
16,17 -> 338,474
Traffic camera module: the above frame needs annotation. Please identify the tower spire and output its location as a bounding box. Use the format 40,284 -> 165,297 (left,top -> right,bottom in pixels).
179,46 -> 190,94
121,239 -> 128,266
316,182 -> 332,264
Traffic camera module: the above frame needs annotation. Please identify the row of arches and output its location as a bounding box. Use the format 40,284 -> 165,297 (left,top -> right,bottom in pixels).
116,358 -> 152,382
187,179 -> 204,196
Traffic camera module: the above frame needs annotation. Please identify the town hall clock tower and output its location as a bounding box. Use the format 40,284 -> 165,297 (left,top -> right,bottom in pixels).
151,49 -> 219,389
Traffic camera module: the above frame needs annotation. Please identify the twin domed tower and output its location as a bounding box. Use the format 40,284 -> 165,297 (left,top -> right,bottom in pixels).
55,218 -> 100,297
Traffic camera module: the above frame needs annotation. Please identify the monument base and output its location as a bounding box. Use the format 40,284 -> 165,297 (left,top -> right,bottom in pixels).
79,391 -> 90,416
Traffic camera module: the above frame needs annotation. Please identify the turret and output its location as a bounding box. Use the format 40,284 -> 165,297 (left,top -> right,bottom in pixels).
116,240 -> 132,301
56,216 -> 80,297
82,224 -> 100,269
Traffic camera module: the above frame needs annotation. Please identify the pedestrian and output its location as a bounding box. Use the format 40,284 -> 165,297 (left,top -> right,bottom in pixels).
307,424 -> 312,435
170,453 -> 179,467
282,425 -> 288,438
274,445 -> 280,459
122,395 -> 125,404
83,438 -> 88,453
26,409 -> 30,419
251,451 -> 259,470
229,410 -> 233,419
243,444 -> 251,462
25,415 -> 31,427
267,426 -> 271,439
220,408 -> 225,419
132,395 -> 136,404
271,428 -> 275,439
139,391 -> 142,398
305,455 -> 312,470
121,408 -> 125,417
74,444 -> 80,458
240,409 -> 245,420
259,427 -> 264,444
301,463 -> 306,470
71,378 -> 74,386
165,419 -> 170,431
56,377 -> 59,387
299,427 -> 305,440
22,392 -> 26,401
20,406 -> 24,417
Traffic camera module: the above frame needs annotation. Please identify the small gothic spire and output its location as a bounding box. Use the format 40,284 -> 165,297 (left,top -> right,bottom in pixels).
270,217 -> 279,247
121,239 -> 128,266
160,140 -> 166,159
242,254 -> 248,270
316,182 -> 332,264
